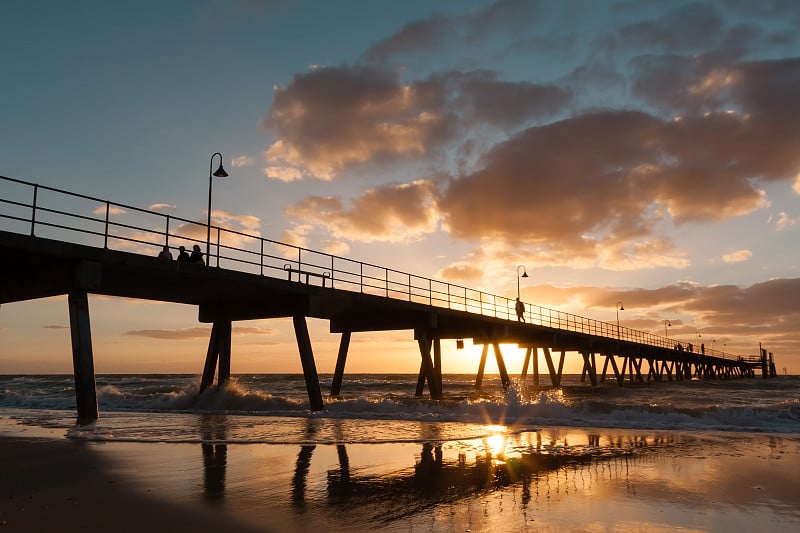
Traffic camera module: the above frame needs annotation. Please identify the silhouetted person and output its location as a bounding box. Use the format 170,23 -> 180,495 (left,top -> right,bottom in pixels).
190,244 -> 204,265
157,245 -> 173,261
177,245 -> 190,262
515,297 -> 525,322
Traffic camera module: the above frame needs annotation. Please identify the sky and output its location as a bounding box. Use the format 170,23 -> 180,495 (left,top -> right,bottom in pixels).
1,0 -> 798,376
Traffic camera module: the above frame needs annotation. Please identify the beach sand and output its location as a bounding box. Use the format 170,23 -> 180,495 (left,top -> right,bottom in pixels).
1,426 -> 799,532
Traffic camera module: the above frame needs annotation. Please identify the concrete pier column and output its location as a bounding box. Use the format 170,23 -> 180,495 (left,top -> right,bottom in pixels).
293,315 -> 324,411
68,291 -> 98,421
330,331 -> 351,397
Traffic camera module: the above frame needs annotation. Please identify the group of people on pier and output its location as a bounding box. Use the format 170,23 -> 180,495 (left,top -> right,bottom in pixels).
157,244 -> 204,265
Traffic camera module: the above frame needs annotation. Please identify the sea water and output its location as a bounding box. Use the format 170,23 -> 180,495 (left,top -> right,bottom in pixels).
1,373 -> 798,443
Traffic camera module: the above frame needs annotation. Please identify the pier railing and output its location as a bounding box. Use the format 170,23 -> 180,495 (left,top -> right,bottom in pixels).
0,175 -> 742,359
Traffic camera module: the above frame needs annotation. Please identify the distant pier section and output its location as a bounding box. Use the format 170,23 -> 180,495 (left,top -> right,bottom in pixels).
0,175 -> 778,420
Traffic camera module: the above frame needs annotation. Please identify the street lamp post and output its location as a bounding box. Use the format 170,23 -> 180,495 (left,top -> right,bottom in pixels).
616,301 -> 624,339
516,265 -> 528,300
207,152 -> 229,265
664,319 -> 671,337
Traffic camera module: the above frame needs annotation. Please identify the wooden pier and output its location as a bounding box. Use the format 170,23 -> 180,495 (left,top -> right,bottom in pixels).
0,176 -> 778,420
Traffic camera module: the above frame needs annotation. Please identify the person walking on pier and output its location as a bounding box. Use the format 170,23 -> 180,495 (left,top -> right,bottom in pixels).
177,246 -> 190,262
190,244 -> 204,265
157,245 -> 173,262
515,297 -> 525,322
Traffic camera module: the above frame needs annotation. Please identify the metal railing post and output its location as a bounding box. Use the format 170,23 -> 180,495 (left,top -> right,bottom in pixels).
30,184 -> 38,236
165,215 -> 170,248
260,238 -> 264,276
408,273 -> 411,301
216,227 -> 221,267
104,202 -> 110,249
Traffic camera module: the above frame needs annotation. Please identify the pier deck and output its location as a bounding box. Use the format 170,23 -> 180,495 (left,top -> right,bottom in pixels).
0,175 -> 777,419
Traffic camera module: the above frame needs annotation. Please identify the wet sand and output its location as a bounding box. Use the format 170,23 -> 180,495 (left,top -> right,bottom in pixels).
1,427 -> 799,532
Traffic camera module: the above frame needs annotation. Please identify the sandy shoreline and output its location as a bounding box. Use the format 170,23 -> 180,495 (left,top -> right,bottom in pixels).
0,436 -> 262,532
1,425 -> 799,532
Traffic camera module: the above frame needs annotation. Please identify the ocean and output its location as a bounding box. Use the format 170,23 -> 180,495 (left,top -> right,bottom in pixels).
2,373 -> 798,441
2,374 -> 799,532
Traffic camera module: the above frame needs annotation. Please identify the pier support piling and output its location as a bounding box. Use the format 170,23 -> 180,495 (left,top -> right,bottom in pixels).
330,331 -> 351,396
493,342 -> 511,390
475,344 -> 489,389
293,315 -> 324,411
68,291 -> 98,421
475,342 -> 510,390
415,330 -> 442,399
200,320 -> 232,393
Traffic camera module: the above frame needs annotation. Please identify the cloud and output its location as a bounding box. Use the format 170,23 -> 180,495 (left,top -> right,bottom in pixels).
93,205 -> 125,215
148,203 -> 176,211
126,327 -> 210,340
43,325 -> 69,330
438,109 -> 771,261
277,224 -> 312,253
322,240 -> 350,256
285,180 -> 441,242
259,1 -> 800,275
516,277 -> 799,358
439,262 -> 484,282
619,2 -> 725,51
361,0 -> 544,63
722,249 -> 752,263
124,325 -> 278,340
263,65 -> 571,180
770,211 -> 797,231
231,155 -> 256,168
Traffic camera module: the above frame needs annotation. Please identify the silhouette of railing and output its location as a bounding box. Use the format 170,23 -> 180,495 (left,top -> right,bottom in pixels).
0,175 -> 746,359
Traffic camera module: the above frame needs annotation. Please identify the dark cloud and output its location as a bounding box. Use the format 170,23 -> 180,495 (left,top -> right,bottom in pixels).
265,65 -> 570,180
449,71 -> 573,128
619,2 -> 725,51
362,0 -> 544,63
361,14 -> 454,63
525,278 -> 799,357
285,180 -> 440,242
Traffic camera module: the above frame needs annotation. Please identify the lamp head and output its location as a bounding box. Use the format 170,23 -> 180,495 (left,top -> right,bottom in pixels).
521,271 -> 529,278
213,164 -> 229,178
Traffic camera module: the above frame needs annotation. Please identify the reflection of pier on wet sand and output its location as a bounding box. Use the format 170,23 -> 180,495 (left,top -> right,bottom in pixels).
194,419 -> 682,517
0,175 -> 779,420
